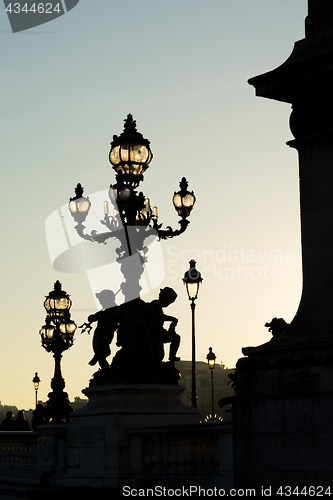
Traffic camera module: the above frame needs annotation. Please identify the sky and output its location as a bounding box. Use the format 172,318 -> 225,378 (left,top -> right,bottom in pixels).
0,0 -> 308,410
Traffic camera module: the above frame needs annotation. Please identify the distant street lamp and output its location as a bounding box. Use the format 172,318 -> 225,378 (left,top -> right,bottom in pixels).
183,259 -> 203,408
32,372 -> 40,409
39,281 -> 76,423
206,347 -> 217,421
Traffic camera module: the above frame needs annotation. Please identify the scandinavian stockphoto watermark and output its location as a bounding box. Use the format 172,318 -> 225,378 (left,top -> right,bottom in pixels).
45,189 -> 165,309
166,245 -> 296,283
3,0 -> 79,33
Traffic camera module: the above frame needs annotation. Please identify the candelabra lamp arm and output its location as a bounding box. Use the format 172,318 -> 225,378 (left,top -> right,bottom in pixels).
79,322 -> 93,335
72,222 -> 96,242
69,183 -> 120,244
142,225 -> 159,239
100,212 -> 121,232
153,176 -> 195,240
154,217 -> 190,240
73,222 -> 121,245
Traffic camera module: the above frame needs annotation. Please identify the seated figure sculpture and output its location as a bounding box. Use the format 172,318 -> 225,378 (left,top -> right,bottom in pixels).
85,287 -> 181,385
147,287 -> 181,363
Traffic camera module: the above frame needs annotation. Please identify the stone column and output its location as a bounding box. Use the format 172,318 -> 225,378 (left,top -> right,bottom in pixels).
233,1 -> 333,492
247,3 -> 333,347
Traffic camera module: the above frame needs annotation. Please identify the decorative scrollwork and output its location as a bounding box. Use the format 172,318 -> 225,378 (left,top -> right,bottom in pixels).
153,218 -> 190,240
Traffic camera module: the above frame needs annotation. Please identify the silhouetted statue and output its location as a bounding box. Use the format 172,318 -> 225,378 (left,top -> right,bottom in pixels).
148,287 -> 181,363
85,287 -> 181,385
115,298 -> 155,358
265,318 -> 289,337
88,290 -> 121,371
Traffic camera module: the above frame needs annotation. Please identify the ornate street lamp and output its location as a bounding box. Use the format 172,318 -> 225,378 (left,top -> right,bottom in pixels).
66,115 -> 197,385
183,260 -> 203,408
69,114 -> 195,237
68,114 -> 196,301
39,281 -> 76,423
68,183 -> 91,224
183,259 -> 202,301
173,177 -> 196,219
156,177 -> 196,239
32,372 -> 40,409
206,347 -> 217,421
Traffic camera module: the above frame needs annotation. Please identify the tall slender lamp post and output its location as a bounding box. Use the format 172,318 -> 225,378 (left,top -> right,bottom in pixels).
39,281 -> 77,423
206,347 -> 216,421
183,260 -> 202,408
32,372 -> 41,409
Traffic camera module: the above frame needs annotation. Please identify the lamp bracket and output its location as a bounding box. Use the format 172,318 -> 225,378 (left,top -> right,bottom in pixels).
154,218 -> 190,240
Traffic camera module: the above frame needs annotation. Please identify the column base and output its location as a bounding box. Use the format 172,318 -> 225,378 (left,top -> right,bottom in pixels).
233,345 -> 333,491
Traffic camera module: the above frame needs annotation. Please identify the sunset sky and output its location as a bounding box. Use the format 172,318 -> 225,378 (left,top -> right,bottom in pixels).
0,0 -> 308,410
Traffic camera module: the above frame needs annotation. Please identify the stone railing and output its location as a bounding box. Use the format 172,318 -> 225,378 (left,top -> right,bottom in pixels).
0,415 -> 233,493
0,426 -> 68,494
0,432 -> 38,464
127,413 -> 233,489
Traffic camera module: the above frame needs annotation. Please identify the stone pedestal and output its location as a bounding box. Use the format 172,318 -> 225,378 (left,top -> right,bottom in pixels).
64,384 -> 200,489
233,344 -> 333,492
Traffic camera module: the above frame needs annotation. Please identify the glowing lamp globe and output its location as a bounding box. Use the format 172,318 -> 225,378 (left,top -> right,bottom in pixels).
109,114 -> 152,185
183,259 -> 203,300
69,183 -> 91,223
44,281 -> 72,320
206,347 -> 216,370
173,177 -> 196,218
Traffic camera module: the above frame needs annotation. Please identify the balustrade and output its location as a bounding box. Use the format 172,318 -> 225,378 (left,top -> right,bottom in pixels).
0,432 -> 38,464
127,422 -> 231,477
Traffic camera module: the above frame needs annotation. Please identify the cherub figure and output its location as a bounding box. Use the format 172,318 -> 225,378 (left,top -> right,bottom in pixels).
87,290 -> 120,370
148,287 -> 180,363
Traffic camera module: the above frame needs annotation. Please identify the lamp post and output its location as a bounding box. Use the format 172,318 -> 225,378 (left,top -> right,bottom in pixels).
32,372 -> 40,409
206,347 -> 216,421
39,281 -> 76,423
183,260 -> 203,408
68,114 -> 196,304
66,115 -> 197,384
